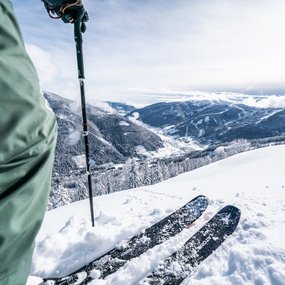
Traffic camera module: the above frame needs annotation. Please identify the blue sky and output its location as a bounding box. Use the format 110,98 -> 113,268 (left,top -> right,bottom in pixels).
13,0 -> 285,104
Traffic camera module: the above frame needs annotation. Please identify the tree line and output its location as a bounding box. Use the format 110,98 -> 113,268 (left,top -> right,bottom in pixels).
49,136 -> 285,209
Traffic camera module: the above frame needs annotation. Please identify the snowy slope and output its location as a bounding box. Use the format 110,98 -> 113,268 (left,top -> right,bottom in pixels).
28,145 -> 285,285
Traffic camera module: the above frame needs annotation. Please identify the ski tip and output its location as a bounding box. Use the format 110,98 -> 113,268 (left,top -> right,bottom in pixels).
217,205 -> 241,232
190,195 -> 209,204
194,194 -> 208,200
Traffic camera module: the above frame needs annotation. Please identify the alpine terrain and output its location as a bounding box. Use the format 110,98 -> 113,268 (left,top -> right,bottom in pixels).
128,93 -> 285,146
27,145 -> 285,285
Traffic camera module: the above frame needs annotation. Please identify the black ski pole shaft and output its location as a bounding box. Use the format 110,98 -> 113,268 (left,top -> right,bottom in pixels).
74,19 -> 95,227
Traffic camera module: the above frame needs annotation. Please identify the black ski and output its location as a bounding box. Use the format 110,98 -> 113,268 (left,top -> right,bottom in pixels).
43,195 -> 208,285
140,205 -> 241,285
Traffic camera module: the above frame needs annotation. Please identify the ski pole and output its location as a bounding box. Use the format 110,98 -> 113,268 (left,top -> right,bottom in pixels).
74,16 -> 95,227
43,0 -> 94,226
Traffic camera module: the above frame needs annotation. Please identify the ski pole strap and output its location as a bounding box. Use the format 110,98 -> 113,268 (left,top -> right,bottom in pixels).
43,0 -> 89,24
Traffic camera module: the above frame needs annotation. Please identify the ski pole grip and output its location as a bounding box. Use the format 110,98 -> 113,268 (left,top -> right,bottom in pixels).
74,20 -> 85,79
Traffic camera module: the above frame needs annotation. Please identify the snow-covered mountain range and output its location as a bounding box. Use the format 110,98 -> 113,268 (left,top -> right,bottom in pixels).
44,92 -> 164,173
129,94 -> 285,146
28,145 -> 285,285
46,92 -> 285,173
44,92 -> 285,210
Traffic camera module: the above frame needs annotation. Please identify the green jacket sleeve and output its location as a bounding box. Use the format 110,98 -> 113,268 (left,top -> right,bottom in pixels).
0,1 -> 57,284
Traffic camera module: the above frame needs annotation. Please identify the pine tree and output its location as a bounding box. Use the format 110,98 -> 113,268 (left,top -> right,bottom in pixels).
127,159 -> 142,189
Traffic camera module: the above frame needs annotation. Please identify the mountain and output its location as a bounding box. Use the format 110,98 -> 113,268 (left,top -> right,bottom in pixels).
129,99 -> 285,145
106,101 -> 136,115
28,145 -> 285,284
44,92 -> 285,210
44,92 -> 164,175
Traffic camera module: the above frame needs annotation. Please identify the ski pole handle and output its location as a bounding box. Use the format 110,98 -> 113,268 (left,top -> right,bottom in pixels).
42,0 -> 89,25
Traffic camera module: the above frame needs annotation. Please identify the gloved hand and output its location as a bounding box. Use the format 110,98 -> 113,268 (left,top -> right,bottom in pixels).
42,0 -> 89,24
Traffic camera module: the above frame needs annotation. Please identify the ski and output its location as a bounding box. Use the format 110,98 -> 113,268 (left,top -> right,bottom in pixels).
43,195 -> 208,285
140,205 -> 241,285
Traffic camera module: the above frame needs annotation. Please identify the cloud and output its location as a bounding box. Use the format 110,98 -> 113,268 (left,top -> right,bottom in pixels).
242,96 -> 285,109
25,44 -> 57,85
84,0 -> 285,96
14,0 -> 285,103
25,43 -> 79,101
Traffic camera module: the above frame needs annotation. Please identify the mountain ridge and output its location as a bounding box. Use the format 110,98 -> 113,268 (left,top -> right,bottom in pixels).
127,99 -> 285,145
44,92 -> 164,174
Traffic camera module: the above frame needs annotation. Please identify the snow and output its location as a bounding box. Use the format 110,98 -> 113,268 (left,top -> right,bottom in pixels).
255,109 -> 282,125
72,154 -> 86,168
242,95 -> 285,109
68,130 -> 81,145
119,121 -> 130,127
27,145 -> 285,285
204,116 -> 210,123
129,112 -> 140,121
198,129 -> 205,137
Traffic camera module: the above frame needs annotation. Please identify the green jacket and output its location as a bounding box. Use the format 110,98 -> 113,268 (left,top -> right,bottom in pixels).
0,1 -> 57,284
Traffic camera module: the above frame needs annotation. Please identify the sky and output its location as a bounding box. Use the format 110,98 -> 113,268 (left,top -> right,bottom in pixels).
13,0 -> 285,105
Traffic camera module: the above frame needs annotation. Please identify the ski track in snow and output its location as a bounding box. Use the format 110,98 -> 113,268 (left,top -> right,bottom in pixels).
27,145 -> 285,285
